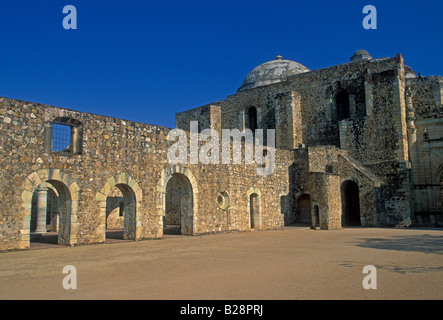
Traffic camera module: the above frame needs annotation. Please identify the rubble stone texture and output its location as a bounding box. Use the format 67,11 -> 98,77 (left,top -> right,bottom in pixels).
1,51 -> 442,251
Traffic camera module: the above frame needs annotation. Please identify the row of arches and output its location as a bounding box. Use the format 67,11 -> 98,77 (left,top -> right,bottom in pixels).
24,167 -> 269,249
23,168 -> 195,248
296,180 -> 362,228
29,181 -> 139,246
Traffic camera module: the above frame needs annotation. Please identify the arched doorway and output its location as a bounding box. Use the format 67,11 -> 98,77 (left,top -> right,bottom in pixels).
21,169 -> 80,249
29,180 -> 72,247
250,193 -> 259,229
341,180 -> 361,226
96,172 -> 142,243
297,194 -> 311,224
105,184 -> 137,241
165,173 -> 194,235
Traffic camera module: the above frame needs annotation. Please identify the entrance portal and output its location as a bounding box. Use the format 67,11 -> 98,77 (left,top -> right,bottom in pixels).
105,185 -> 136,242
165,173 -> 194,235
29,180 -> 71,247
297,194 -> 311,224
341,180 -> 361,226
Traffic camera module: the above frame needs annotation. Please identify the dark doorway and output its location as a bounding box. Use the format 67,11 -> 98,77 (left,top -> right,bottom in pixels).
341,180 -> 361,226
297,194 -> 312,223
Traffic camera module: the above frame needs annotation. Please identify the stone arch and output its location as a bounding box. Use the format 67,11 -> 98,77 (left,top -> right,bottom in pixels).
95,172 -> 143,241
340,176 -> 362,188
247,187 -> 262,230
156,165 -> 198,236
21,169 -> 80,248
245,106 -> 258,132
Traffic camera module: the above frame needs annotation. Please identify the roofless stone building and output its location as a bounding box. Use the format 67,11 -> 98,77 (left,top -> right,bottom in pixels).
1,50 -> 442,250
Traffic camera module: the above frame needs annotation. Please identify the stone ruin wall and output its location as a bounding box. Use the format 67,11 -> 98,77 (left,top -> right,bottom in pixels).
0,97 -> 293,251
176,56 -> 431,227
289,56 -> 417,226
196,56 -> 419,227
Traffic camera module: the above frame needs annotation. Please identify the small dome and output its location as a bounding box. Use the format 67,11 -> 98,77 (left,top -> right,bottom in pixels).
238,55 -> 310,92
350,50 -> 373,62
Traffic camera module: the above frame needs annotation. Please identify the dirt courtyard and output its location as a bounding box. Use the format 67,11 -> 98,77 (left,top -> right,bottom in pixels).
0,226 -> 442,300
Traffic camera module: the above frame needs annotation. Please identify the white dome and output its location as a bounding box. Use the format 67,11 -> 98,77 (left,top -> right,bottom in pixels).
238,55 -> 310,92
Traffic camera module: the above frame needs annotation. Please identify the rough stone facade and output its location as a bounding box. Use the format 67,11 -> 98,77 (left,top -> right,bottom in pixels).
1,50 -> 442,251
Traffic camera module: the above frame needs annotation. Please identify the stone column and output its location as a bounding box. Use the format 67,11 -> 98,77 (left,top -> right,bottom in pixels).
35,186 -> 48,233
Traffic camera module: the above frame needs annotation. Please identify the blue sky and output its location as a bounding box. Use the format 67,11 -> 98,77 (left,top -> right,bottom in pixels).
1,0 -> 442,128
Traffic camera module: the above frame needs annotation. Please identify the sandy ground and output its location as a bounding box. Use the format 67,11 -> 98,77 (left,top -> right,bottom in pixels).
0,226 -> 442,300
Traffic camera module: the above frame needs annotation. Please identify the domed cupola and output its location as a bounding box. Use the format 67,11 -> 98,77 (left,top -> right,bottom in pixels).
237,55 -> 310,92
350,49 -> 373,62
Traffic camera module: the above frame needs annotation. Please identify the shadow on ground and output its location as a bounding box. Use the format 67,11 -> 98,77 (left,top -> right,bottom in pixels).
354,232 -> 443,255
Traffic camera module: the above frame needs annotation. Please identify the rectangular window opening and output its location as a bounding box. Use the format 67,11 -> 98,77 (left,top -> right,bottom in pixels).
52,124 -> 72,152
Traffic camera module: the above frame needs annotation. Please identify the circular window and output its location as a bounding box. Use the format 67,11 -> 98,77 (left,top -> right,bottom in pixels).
217,191 -> 230,210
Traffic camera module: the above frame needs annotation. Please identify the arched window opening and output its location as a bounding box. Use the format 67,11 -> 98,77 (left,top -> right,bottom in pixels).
246,106 -> 258,132
250,193 -> 260,229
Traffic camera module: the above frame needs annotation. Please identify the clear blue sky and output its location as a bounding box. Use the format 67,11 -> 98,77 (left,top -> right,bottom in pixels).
1,0 -> 442,128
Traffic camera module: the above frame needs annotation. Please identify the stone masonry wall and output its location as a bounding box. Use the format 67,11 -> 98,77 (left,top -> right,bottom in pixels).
0,97 -> 293,251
